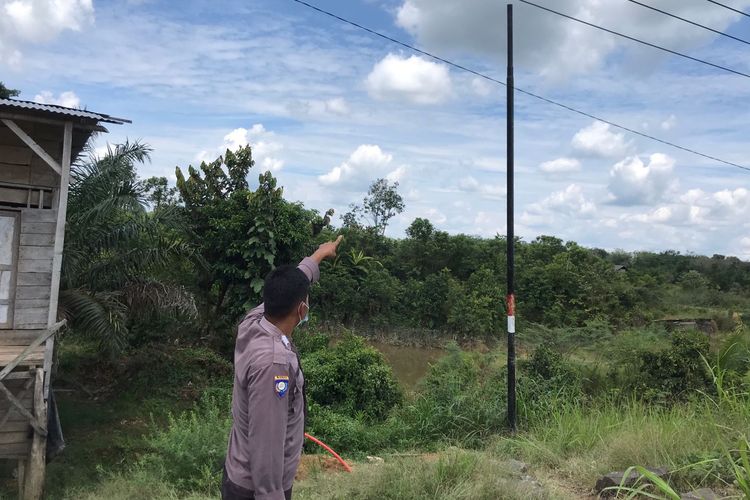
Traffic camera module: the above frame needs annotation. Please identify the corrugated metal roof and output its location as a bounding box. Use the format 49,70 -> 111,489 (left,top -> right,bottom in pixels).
0,98 -> 130,124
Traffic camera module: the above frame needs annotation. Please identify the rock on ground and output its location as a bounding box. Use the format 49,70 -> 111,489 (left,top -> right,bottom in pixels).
594,467 -> 668,496
681,488 -> 719,500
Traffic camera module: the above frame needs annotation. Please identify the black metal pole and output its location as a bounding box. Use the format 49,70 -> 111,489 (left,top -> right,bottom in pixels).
506,2 -> 517,433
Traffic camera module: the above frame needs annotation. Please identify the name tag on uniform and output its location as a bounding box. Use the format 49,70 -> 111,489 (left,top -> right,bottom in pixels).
274,375 -> 290,398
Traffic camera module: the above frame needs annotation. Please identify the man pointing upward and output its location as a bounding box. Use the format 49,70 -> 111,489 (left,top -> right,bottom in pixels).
223,236 -> 343,500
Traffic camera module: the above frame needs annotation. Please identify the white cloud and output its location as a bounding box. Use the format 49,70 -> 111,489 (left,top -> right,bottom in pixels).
394,0 -> 750,79
457,175 -> 505,199
288,97 -> 350,117
196,123 -> 284,172
33,90 -> 80,108
526,184 -> 597,221
365,53 -> 452,105
425,207 -> 447,224
470,77 -> 493,97
539,157 -> 581,174
325,97 -> 349,115
572,121 -> 632,158
621,186 -> 749,230
607,153 -> 676,206
473,210 -> 505,235
740,237 -> 750,257
660,114 -> 677,131
318,144 -> 406,188
626,206 -> 674,224
473,157 -> 505,172
1,0 -> 94,66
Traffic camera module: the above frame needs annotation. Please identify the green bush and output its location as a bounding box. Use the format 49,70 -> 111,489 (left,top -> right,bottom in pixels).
143,389 -> 232,493
302,334 -> 402,421
398,345 -> 508,447
630,330 -> 712,401
127,346 -> 232,397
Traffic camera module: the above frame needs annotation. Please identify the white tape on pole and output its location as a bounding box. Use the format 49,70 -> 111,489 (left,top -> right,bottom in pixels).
507,315 -> 515,333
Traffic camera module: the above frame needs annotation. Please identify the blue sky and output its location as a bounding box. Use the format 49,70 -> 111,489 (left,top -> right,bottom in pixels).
2,0 -> 749,258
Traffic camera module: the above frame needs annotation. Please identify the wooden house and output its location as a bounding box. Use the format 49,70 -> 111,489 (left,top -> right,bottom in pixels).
0,98 -> 129,499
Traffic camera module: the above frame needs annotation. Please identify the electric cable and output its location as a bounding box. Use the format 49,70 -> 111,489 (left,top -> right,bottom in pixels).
626,0 -> 750,45
706,0 -> 750,19
518,0 -> 750,79
291,0 -> 750,173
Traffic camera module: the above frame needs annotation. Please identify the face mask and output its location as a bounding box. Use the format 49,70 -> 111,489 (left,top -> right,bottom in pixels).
297,301 -> 309,328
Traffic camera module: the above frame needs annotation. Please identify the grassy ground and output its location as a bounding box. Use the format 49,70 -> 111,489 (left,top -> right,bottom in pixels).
2,323 -> 748,499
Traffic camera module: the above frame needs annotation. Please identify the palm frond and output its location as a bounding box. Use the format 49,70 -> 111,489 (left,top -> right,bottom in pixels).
59,288 -> 129,356
122,280 -> 197,318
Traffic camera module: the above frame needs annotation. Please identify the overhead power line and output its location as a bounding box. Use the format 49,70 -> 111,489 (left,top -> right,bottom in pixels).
518,0 -> 750,79
627,0 -> 750,45
706,0 -> 750,18
290,0 -> 750,173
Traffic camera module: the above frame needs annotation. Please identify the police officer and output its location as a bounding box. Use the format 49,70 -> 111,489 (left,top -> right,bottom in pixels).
223,236 -> 343,500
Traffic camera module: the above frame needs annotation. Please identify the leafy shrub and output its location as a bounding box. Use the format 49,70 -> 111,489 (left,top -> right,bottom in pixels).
302,334 -> 402,421
305,402 -> 413,454
518,344 -> 585,423
143,389 -> 232,493
630,330 -> 712,401
292,328 -> 330,356
127,346 -> 232,397
399,344 -> 508,447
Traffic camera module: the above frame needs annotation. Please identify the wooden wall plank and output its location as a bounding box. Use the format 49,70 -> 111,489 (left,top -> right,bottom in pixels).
0,186 -> 30,206
10,322 -> 46,330
0,432 -> 32,446
16,273 -> 51,286
14,299 -> 48,309
19,222 -> 55,235
29,159 -> 57,187
12,308 -> 47,324
0,145 -> 33,165
0,442 -> 31,458
19,210 -> 56,224
19,233 -> 54,246
19,246 -> 53,261
15,287 -> 50,300
17,259 -> 52,273
0,347 -> 44,366
0,330 -> 41,345
0,421 -> 31,433
0,163 -> 31,184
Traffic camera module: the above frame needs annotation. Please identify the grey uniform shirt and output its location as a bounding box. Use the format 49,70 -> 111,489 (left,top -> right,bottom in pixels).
225,257 -> 319,500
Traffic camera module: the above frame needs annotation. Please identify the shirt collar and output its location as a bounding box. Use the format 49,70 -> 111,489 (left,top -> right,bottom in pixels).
260,316 -> 286,340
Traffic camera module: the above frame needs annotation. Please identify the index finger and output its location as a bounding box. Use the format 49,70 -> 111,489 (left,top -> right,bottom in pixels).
333,235 -> 344,247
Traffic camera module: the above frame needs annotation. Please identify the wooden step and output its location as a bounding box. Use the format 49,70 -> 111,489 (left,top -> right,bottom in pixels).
0,345 -> 45,367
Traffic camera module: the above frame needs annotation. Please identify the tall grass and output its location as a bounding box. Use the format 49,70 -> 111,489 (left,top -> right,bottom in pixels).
295,449 -> 556,500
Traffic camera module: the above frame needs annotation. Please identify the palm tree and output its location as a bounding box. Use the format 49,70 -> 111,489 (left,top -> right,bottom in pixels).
60,141 -> 197,355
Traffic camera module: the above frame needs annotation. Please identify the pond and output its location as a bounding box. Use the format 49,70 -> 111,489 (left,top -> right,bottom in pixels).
367,341 -> 446,391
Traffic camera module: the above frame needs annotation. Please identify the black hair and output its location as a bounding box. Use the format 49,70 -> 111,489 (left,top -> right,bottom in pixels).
263,265 -> 310,319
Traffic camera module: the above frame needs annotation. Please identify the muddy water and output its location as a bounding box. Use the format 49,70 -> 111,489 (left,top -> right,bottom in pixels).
368,341 -> 446,390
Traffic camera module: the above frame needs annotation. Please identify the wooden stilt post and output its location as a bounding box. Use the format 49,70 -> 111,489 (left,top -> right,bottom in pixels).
44,121 -> 73,399
17,459 -> 26,498
23,369 -> 47,500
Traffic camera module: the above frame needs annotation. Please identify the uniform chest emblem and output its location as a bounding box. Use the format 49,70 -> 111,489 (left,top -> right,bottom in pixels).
274,375 -> 290,398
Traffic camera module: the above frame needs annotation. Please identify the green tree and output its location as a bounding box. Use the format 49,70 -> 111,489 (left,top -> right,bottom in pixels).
175,146 -> 317,339
143,176 -> 179,209
364,178 -> 404,235
0,82 -> 20,99
62,142 -> 196,354
346,178 -> 405,235
406,217 -> 434,240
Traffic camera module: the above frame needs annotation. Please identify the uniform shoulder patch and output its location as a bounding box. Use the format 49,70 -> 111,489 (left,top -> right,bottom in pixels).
274,375 -> 290,398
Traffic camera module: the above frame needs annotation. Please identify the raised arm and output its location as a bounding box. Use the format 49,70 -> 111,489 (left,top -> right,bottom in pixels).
245,236 -> 343,320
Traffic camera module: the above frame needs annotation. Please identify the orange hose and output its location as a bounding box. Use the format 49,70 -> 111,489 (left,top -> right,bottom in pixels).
304,432 -> 353,472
